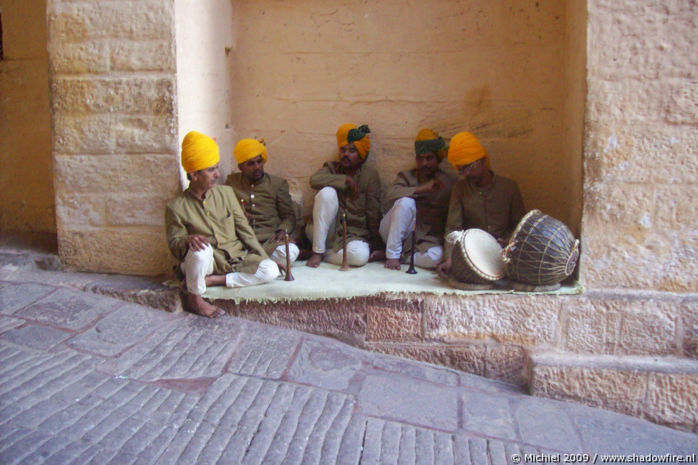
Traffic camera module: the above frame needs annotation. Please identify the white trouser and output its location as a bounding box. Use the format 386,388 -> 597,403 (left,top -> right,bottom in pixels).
307,186 -> 370,267
270,242 -> 300,265
379,196 -> 442,269
182,244 -> 279,295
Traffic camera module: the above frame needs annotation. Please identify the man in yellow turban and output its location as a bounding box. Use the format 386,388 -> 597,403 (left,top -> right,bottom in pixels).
437,131 -> 525,277
379,129 -> 457,271
305,123 -> 383,268
165,131 -> 279,318
226,138 -> 299,267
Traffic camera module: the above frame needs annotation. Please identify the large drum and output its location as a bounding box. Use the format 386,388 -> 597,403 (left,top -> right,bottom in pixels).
502,210 -> 579,287
447,229 -> 504,290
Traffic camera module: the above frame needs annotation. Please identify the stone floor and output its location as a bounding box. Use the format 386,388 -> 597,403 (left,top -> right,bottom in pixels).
0,238 -> 696,464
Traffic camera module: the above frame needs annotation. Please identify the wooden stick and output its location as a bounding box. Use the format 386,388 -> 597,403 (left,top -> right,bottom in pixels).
284,233 -> 294,281
339,210 -> 350,271
406,230 -> 417,274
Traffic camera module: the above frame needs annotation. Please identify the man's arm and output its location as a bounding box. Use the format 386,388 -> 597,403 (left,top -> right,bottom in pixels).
443,182 -> 465,259
310,162 -> 347,191
276,179 -> 297,236
385,171 -> 416,205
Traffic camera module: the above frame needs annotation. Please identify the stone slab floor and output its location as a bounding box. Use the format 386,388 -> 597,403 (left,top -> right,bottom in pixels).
0,245 -> 696,464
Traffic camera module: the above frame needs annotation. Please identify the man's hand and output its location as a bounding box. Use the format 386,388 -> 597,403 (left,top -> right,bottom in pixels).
270,230 -> 287,244
186,234 -> 210,252
414,178 -> 444,195
436,257 -> 452,278
345,176 -> 360,199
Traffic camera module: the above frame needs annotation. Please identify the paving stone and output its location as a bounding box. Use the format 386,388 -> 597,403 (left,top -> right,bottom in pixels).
513,396 -> 583,452
0,324 -> 72,351
461,391 -> 518,441
358,373 -> 459,431
105,316 -> 241,381
287,337 -> 363,390
15,287 -> 117,331
67,302 -> 174,356
0,317 -> 24,334
371,352 -> 460,387
0,282 -> 55,315
226,321 -> 301,379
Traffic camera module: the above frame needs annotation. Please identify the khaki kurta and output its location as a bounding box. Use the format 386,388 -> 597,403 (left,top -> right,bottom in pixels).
444,173 -> 525,257
226,172 -> 297,256
165,185 -> 268,274
309,161 -> 382,251
385,165 -> 457,259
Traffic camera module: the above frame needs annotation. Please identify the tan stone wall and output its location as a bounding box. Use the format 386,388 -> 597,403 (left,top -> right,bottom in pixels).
47,0 -> 180,275
228,0 -> 579,225
581,0 -> 697,291
0,0 -> 55,233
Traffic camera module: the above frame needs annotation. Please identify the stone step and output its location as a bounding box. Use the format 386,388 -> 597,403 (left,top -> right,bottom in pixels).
529,351 -> 698,433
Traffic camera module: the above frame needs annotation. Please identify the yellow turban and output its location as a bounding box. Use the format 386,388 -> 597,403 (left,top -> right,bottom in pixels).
234,138 -> 268,165
447,131 -> 490,170
336,123 -> 371,159
181,130 -> 220,173
415,128 -> 447,158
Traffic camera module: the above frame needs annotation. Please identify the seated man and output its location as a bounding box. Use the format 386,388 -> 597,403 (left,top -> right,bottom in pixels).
437,131 -> 525,277
380,129 -> 457,270
305,123 -> 382,268
166,131 -> 279,318
226,138 -> 299,268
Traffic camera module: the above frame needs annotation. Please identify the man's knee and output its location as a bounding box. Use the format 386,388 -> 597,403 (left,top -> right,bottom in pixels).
315,186 -> 338,204
393,196 -> 416,212
347,241 -> 370,266
256,259 -> 280,282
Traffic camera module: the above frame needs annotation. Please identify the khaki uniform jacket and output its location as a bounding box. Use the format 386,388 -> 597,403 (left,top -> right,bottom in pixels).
226,172 -> 297,256
444,173 -> 525,258
385,166 -> 457,259
309,161 -> 382,251
165,185 -> 268,274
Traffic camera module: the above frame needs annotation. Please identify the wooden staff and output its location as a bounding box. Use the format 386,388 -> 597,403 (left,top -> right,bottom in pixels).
284,233 -> 294,281
339,210 -> 350,271
406,230 -> 417,274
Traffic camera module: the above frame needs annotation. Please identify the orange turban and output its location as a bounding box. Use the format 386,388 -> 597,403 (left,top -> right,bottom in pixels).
181,131 -> 220,173
447,131 -> 490,169
415,128 -> 447,159
234,138 -> 268,165
336,123 -> 371,159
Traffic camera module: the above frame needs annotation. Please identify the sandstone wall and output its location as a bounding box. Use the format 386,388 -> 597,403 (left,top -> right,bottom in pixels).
581,0 -> 697,291
0,0 -> 55,233
47,0 -> 181,275
228,0 -> 580,226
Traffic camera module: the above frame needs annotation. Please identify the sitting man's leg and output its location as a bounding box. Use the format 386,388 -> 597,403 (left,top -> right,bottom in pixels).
306,187 -> 338,267
270,242 -> 300,266
379,197 -> 417,270
182,244 -> 223,318
222,259 -> 280,288
414,245 -> 443,270
325,239 -> 370,267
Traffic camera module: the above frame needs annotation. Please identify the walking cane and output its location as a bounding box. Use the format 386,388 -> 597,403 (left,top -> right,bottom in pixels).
339,210 -> 350,271
406,230 -> 417,274
284,233 -> 294,281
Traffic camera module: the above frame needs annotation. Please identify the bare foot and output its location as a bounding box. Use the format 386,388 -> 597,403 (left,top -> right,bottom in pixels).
185,293 -> 224,318
205,275 -> 226,287
368,250 -> 386,262
305,252 -> 323,268
384,258 -> 401,270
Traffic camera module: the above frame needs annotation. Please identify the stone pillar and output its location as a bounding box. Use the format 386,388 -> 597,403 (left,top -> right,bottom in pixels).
47,0 -> 180,275
581,0 -> 697,291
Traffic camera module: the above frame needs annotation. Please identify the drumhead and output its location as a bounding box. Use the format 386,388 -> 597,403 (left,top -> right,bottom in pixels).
462,229 -> 504,281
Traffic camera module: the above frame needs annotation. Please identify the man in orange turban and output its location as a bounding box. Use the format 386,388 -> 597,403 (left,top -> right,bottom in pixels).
305,123 -> 383,268
437,131 -> 525,277
226,138 -> 299,267
165,131 -> 279,318
379,129 -> 457,271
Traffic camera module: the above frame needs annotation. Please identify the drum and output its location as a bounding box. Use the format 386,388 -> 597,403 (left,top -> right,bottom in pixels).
447,229 -> 504,289
502,210 -> 579,286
